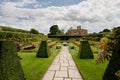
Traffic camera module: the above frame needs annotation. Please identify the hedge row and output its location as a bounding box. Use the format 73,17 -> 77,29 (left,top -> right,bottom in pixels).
0,31 -> 46,45
0,31 -> 35,39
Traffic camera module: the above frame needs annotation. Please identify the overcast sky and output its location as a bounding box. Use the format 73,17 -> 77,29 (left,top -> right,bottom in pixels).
0,0 -> 120,34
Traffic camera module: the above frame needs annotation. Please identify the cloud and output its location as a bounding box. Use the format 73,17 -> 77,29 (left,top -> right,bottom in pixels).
0,0 -> 120,34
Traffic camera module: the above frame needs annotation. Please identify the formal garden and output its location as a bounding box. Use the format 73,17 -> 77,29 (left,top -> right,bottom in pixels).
0,25 -> 120,80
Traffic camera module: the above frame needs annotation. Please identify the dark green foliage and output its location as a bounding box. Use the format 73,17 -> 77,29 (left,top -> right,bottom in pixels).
84,33 -> 103,41
99,28 -> 111,33
56,45 -> 61,49
71,46 -> 74,49
49,25 -> 59,35
63,43 -> 67,46
0,41 -> 25,80
0,31 -> 47,46
79,41 -> 94,59
103,39 -> 120,80
61,36 -> 69,40
69,44 -> 74,49
36,41 -> 50,58
30,28 -> 39,34
0,31 -> 35,39
102,52 -> 120,80
103,27 -> 120,80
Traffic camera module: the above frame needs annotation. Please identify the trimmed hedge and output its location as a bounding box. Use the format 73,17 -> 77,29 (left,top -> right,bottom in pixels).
63,43 -> 67,46
69,44 -> 74,49
79,41 -> 94,59
103,27 -> 120,80
56,45 -> 61,49
36,41 -> 50,58
0,41 -> 25,80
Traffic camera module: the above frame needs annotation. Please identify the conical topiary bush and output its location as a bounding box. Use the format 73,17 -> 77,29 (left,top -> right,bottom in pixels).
79,41 -> 94,59
36,40 -> 50,58
102,27 -> 120,80
0,41 -> 25,80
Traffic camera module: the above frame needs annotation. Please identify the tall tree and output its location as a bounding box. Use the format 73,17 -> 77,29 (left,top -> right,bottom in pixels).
103,29 -> 111,32
30,28 -> 39,34
99,28 -> 111,33
49,25 -> 59,35
66,27 -> 73,35
57,29 -> 64,35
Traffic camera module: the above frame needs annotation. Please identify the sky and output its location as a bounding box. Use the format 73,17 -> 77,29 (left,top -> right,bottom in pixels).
0,0 -> 120,34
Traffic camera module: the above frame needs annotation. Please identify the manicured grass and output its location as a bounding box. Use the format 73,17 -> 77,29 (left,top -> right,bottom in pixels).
69,45 -> 109,80
18,46 -> 60,80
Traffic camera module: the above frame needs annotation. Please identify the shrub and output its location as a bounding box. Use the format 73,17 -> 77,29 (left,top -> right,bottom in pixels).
36,41 -> 50,58
79,41 -> 94,59
0,41 -> 25,80
71,46 -> 74,49
69,44 -> 74,49
56,45 -> 61,49
103,27 -> 120,80
63,42 -> 67,46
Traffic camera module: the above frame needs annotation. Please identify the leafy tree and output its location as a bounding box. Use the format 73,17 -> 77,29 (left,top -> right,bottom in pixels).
30,28 -> 39,34
103,29 -> 111,32
99,28 -> 111,33
57,29 -> 64,35
66,27 -> 73,35
49,25 -> 59,35
61,29 -> 64,34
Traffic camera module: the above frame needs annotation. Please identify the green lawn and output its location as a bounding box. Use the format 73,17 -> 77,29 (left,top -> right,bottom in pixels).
69,44 -> 109,80
18,46 -> 60,80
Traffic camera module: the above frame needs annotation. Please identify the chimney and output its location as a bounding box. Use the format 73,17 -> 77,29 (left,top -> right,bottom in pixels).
77,26 -> 81,30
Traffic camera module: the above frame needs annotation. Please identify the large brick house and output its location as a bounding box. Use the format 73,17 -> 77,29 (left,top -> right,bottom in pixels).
68,26 -> 87,36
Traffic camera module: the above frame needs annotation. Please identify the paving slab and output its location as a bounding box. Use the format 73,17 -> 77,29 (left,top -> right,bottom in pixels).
42,71 -> 55,80
64,78 -> 72,80
55,71 -> 68,77
61,63 -> 69,67
72,78 -> 83,80
54,78 -> 63,80
68,70 -> 82,78
68,67 -> 77,70
60,67 -> 67,71
49,65 -> 60,71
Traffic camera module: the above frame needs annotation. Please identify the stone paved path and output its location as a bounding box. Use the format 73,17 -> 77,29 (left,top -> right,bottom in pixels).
42,46 -> 83,80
